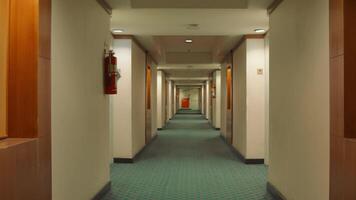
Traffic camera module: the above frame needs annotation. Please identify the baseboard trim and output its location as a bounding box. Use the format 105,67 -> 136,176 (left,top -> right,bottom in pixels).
113,158 -> 133,163
267,182 -> 286,200
92,181 -> 111,200
113,134 -> 158,164
220,135 -> 264,165
245,159 -> 264,164
214,128 -> 221,131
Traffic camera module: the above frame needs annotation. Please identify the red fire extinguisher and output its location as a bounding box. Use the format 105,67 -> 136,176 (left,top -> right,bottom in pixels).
104,50 -> 119,94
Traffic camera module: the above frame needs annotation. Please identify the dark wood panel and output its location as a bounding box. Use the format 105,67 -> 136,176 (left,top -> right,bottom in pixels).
38,0 -> 52,198
4,0 -> 52,199
0,139 -> 38,200
330,0 -> 356,199
344,0 -> 356,139
330,55 -> 344,138
344,139 -> 356,199
39,0 -> 51,59
330,136 -> 345,200
0,146 -> 16,200
330,0 -> 344,58
8,0 -> 39,138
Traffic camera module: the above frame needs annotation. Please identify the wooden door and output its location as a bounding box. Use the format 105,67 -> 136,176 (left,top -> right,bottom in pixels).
226,65 -> 233,144
330,0 -> 356,199
145,65 -> 152,144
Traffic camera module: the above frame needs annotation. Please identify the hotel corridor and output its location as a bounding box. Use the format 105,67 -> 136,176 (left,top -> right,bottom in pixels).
102,113 -> 273,200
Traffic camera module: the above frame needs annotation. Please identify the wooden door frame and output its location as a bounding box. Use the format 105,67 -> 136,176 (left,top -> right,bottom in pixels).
330,0 -> 356,198
145,56 -> 152,144
226,63 -> 233,144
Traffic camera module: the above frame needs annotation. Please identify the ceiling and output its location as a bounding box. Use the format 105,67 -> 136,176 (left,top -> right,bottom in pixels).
108,0 -> 271,82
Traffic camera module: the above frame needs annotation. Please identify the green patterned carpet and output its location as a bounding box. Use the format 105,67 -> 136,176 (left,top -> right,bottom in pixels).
102,114 -> 274,200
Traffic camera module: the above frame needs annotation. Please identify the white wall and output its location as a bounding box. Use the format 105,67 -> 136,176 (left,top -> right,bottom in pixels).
233,42 -> 247,157
150,63 -> 158,137
157,71 -> 166,129
268,0 -> 329,199
232,39 -> 266,159
173,84 -> 177,115
205,81 -> 210,120
201,85 -> 205,115
111,39 -> 146,159
131,41 -> 146,156
167,80 -> 173,119
112,39 -> 133,158
264,33 -> 270,165
220,63 -> 227,138
246,39 -> 266,159
212,71 -> 221,128
52,1 -> 111,199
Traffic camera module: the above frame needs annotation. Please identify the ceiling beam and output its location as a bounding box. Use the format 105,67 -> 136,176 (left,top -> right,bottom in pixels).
96,0 -> 112,15
268,0 -> 284,15
168,77 -> 211,81
222,34 -> 266,62
158,64 -> 221,70
112,34 -> 158,65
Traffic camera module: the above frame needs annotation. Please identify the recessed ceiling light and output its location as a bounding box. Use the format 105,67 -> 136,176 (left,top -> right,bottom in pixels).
112,29 -> 124,34
185,39 -> 193,43
254,29 -> 266,33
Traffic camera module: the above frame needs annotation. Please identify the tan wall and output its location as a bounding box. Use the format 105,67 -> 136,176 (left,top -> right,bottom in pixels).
167,81 -> 174,120
0,0 -> 9,137
173,84 -> 177,115
52,0 -> 111,199
205,81 -> 210,120
233,41 -> 247,157
232,39 -> 267,160
150,62 -> 158,137
112,39 -> 133,158
212,71 -> 221,128
112,40 -> 148,158
245,39 -> 266,159
264,34 -> 270,165
156,71 -> 166,128
268,0 -> 329,199
220,63 -> 227,138
131,41 -> 146,156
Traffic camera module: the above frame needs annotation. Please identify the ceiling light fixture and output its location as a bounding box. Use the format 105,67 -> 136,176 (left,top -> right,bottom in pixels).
185,39 -> 193,43
112,29 -> 124,34
254,29 -> 266,33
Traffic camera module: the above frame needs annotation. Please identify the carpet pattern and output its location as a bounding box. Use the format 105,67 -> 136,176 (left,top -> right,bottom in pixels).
102,114 -> 274,200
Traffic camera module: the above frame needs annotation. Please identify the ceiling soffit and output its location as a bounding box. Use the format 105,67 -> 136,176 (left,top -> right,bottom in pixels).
131,0 -> 247,9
